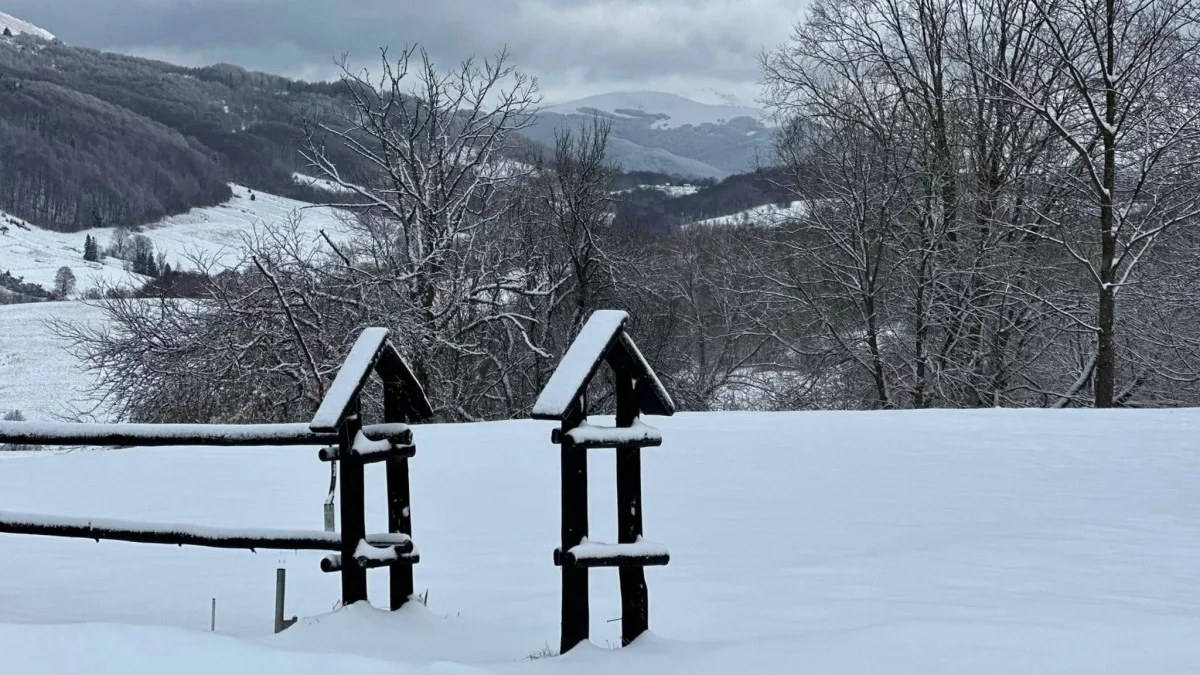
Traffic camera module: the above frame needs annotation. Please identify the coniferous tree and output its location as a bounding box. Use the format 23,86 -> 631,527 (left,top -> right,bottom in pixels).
82,235 -> 99,262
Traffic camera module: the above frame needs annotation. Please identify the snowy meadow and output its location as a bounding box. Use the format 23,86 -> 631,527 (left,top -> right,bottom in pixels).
1,303 -> 1199,673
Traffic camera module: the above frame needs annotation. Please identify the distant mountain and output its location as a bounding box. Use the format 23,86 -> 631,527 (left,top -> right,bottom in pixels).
531,91 -> 777,179
0,10 -> 54,41
545,91 -> 765,129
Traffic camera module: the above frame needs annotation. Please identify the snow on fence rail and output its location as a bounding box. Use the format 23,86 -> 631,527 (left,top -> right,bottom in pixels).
0,327 -> 434,613
0,421 -> 338,447
0,511 -> 411,553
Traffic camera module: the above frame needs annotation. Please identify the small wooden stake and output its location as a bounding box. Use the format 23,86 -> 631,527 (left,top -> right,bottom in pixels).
210,598 -> 216,632
274,568 -> 287,633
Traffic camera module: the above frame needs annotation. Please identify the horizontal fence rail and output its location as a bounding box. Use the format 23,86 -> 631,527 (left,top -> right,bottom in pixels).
0,421 -> 340,447
0,511 -> 411,552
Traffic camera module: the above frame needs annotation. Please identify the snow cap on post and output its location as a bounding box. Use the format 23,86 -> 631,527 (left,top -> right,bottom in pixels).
309,328 -> 433,432
531,310 -> 675,420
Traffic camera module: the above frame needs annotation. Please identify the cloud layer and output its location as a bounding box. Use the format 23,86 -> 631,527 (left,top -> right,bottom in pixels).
3,0 -> 801,103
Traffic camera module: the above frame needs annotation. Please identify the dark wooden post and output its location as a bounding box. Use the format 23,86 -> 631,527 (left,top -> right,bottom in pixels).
614,366 -> 649,645
338,397 -> 368,605
384,379 -> 414,610
560,397 -> 589,653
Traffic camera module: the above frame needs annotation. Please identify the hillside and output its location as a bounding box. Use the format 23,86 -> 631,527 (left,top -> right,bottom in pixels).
529,92 -> 776,179
0,313 -> 1196,671
0,9 -> 53,40
0,184 -> 351,295
0,28 -> 366,233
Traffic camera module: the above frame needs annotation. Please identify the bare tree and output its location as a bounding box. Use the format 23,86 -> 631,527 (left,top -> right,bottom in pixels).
973,0 -> 1200,406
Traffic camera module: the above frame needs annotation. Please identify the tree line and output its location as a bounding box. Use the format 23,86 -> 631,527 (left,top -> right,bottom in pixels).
60,0 -> 1200,421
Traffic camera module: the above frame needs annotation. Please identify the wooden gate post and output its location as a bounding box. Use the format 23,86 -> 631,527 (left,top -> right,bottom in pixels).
384,379 -> 415,610
532,310 -> 676,653
338,396 -> 368,605
614,367 -> 649,645
559,400 -> 590,654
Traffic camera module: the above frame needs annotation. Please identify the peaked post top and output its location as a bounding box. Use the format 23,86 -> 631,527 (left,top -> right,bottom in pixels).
309,327 -> 433,432
531,310 -> 675,420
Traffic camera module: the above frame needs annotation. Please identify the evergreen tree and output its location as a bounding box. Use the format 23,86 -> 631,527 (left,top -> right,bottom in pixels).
2,28 -> 12,38
82,235 -> 99,261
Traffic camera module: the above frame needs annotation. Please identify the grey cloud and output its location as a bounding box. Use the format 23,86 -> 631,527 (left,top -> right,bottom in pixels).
3,0 -> 799,102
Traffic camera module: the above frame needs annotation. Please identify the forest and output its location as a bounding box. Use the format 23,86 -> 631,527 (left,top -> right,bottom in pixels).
42,0 -> 1200,421
0,33 -> 370,231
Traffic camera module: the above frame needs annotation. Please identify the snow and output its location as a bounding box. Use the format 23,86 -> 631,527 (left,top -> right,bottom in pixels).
4,309 -> 1200,672
685,200 -> 810,229
0,185 -> 352,293
0,408 -> 1198,672
614,184 -> 700,197
351,430 -> 400,461
0,510 -> 353,551
292,172 -> 358,195
354,538 -> 415,565
309,328 -> 390,432
0,10 -> 55,41
531,310 -> 628,419
0,301 -> 107,421
545,91 -> 765,129
565,420 -> 662,446
568,537 -> 669,561
0,420 -> 332,446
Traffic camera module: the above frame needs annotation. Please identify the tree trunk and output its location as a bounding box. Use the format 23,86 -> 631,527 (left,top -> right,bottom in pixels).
1094,0 -> 1118,409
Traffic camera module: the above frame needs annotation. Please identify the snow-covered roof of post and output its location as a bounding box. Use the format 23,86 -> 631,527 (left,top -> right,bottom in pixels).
531,310 -> 675,420
309,328 -> 433,432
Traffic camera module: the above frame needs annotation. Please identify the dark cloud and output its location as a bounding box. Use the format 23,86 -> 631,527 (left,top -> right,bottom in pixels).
2,0 -> 798,103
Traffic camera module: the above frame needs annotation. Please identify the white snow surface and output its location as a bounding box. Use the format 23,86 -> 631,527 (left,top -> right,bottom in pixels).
686,200 -> 810,229
309,327 -> 389,431
565,419 -> 661,446
545,91 -> 765,129
0,301 -> 107,421
0,409 -> 1197,672
291,172 -> 358,194
569,537 -> 669,561
0,10 -> 55,40
614,184 -> 701,197
0,185 -> 351,293
3,310 -> 1200,672
531,310 -> 628,418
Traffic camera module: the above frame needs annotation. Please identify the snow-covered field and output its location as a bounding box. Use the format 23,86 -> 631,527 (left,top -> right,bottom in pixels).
686,200 -> 809,229
2,308 -> 1200,673
0,302 -> 107,422
0,185 -> 350,293
614,184 -> 701,197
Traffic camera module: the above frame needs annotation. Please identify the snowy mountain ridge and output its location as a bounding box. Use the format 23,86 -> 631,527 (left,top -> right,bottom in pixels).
0,9 -> 54,41
545,91 -> 766,129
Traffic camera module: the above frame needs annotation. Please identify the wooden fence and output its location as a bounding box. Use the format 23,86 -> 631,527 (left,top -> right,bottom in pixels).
0,327 -> 432,611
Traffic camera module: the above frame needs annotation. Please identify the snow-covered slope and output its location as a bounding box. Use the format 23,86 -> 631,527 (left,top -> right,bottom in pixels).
546,91 -> 764,129
1,315 -> 1200,672
0,185 -> 351,293
0,10 -> 54,40
685,200 -> 810,229
0,301 -> 107,421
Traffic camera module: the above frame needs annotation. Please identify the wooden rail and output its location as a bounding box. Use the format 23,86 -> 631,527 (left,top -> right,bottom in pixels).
0,421 -> 338,447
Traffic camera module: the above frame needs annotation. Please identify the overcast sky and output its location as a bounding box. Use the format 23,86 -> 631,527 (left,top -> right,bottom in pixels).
5,0 -> 802,105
